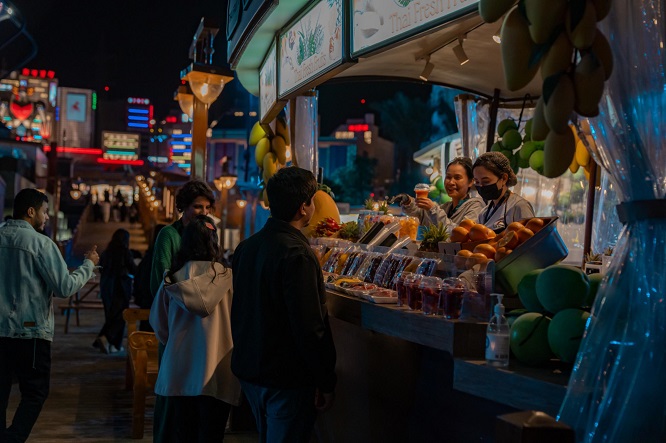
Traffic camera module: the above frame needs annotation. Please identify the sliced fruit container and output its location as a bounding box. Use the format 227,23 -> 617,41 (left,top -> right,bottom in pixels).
495,217 -> 568,297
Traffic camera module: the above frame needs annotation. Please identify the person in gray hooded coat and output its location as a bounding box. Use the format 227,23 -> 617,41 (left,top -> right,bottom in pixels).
150,215 -> 240,442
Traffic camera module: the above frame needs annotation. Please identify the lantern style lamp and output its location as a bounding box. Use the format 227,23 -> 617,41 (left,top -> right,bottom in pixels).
174,84 -> 194,119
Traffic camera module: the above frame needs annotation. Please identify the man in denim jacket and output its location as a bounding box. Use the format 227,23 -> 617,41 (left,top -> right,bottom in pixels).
0,188 -> 99,442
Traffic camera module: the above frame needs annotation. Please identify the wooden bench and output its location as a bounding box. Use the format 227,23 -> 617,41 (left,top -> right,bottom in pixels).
123,308 -> 158,439
126,331 -> 159,440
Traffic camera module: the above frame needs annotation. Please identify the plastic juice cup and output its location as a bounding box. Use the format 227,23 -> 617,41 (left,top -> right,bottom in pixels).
414,183 -> 430,200
405,274 -> 424,311
439,277 -> 467,319
394,271 -> 414,307
420,276 -> 443,315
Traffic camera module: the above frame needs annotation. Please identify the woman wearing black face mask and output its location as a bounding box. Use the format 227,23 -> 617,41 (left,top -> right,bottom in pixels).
472,152 -> 535,233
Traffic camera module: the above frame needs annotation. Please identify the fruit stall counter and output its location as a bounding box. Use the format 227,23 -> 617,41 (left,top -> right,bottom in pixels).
318,289 -> 571,441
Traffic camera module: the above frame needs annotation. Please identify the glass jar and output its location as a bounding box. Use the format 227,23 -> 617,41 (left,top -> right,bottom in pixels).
420,276 -> 443,315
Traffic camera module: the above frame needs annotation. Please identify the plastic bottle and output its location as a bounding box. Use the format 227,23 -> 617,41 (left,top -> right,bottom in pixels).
486,293 -> 510,368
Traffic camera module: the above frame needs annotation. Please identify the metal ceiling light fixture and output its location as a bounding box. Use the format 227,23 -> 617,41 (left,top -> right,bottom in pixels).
419,56 -> 435,81
453,36 -> 470,65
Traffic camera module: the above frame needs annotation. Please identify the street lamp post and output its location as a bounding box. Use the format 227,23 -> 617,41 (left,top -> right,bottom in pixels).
180,18 -> 234,181
214,171 -> 237,251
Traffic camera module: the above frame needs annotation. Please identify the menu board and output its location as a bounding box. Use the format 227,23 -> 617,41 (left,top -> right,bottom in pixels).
352,0 -> 479,56
279,0 -> 343,97
259,43 -> 278,121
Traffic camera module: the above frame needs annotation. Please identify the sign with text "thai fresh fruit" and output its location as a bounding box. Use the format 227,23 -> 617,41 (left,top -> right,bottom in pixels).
352,0 -> 479,56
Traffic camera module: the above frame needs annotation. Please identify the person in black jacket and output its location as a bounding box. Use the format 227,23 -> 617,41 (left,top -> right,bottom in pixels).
231,167 -> 337,442
94,228 -> 137,353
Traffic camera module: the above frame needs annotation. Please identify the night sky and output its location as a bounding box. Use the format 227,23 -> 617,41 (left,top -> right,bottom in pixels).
8,0 -> 432,135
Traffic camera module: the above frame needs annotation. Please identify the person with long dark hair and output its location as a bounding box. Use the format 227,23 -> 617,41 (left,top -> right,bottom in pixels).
94,228 -> 137,354
148,179 -> 216,442
150,215 -> 240,442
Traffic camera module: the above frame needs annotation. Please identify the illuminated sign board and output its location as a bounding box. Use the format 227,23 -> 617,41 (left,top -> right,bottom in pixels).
102,131 -> 140,160
278,0 -> 344,97
66,93 -> 87,122
170,129 -> 192,170
351,0 -> 479,56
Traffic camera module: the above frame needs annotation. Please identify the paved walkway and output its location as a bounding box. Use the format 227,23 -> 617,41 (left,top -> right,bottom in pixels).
6,218 -> 259,442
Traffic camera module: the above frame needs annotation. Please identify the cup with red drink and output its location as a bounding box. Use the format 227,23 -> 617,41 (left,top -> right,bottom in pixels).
405,273 -> 424,311
420,276 -> 443,315
439,277 -> 467,319
394,271 -> 414,307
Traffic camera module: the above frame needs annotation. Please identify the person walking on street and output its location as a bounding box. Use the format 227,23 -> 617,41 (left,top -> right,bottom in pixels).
149,179 -> 215,443
150,215 -> 240,442
93,228 -> 137,354
231,167 -> 337,443
0,188 -> 99,443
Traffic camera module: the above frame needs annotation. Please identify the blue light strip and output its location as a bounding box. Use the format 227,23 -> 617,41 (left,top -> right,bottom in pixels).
128,122 -> 148,128
127,108 -> 149,114
171,134 -> 191,139
128,115 -> 149,121
170,140 -> 192,146
106,150 -> 138,156
171,149 -> 191,154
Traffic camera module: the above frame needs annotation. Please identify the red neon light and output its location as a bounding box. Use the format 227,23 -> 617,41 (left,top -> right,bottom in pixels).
30,69 -> 38,77
360,99 -> 366,104
97,158 -> 144,166
39,70 -> 46,78
104,86 -> 110,91
165,116 -> 177,123
149,105 -> 154,126
22,68 -> 29,76
43,146 -> 103,155
348,124 -> 369,132
47,71 -> 55,79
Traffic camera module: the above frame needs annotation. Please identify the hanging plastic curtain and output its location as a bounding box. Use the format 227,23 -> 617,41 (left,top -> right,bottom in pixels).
558,0 -> 666,441
291,90 -> 319,176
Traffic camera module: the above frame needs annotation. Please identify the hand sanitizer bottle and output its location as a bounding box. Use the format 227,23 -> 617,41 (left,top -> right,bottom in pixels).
486,293 -> 510,368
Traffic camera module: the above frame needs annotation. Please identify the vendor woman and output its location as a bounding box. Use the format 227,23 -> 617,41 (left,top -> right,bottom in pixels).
472,151 -> 535,233
392,157 -> 484,230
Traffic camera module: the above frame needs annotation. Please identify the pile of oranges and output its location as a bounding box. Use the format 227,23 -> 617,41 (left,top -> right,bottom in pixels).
453,218 -> 547,269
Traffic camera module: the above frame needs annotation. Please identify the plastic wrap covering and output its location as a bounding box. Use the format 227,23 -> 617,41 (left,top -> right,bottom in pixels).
292,92 -> 318,175
557,1 -> 666,441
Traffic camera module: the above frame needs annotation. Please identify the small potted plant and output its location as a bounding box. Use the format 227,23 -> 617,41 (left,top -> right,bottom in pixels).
419,222 -> 449,253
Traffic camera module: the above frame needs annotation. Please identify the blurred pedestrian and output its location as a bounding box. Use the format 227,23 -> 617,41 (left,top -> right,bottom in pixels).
128,202 -> 139,225
0,188 -> 99,442
149,179 -> 215,442
132,224 -> 166,332
150,215 -> 240,442
93,229 -> 137,354
231,167 -> 337,442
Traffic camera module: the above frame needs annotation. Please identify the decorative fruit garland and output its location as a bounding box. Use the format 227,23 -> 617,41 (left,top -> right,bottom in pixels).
248,114 -> 291,207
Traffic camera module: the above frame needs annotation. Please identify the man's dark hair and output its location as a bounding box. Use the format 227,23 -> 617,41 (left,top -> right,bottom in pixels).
13,188 -> 48,219
175,179 -> 215,213
266,167 -> 317,222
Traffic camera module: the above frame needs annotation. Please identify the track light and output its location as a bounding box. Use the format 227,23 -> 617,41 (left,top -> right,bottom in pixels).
419,56 -> 435,81
493,25 -> 502,44
453,36 -> 469,65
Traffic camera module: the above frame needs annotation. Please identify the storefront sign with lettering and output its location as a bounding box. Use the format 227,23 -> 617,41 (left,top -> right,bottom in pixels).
352,0 -> 479,56
279,0 -> 343,97
259,43 -> 277,121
